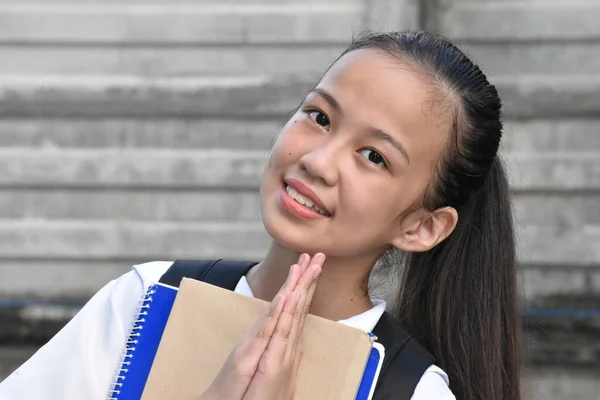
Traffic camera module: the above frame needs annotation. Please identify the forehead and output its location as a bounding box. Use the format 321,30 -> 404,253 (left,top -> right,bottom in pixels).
316,49 -> 451,161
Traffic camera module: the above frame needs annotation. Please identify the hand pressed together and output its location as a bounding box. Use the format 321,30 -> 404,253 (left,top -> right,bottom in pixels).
198,253 -> 325,400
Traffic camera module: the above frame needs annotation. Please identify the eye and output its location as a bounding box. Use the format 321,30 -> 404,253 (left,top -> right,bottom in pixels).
307,110 -> 331,130
359,148 -> 386,167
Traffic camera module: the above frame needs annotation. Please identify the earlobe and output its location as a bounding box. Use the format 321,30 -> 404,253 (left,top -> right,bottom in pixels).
391,207 -> 458,252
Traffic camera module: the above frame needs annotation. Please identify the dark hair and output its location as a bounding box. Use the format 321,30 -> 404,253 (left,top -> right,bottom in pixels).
341,32 -> 521,399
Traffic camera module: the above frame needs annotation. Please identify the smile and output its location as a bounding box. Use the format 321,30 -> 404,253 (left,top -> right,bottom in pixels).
285,185 -> 331,216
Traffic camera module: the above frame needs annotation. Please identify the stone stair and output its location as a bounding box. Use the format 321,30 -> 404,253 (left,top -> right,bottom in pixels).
0,0 -> 598,398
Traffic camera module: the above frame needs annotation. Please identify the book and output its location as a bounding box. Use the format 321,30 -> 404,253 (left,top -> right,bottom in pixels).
108,278 -> 385,400
108,283 -> 178,400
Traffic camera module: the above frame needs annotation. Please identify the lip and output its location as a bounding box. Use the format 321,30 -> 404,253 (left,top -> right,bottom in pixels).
279,187 -> 326,220
284,178 -> 331,214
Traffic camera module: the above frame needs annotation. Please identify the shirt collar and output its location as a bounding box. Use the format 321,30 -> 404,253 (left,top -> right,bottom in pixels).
234,276 -> 386,333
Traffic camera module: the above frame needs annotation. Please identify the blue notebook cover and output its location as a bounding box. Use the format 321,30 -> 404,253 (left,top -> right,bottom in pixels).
108,283 -> 178,400
107,283 -> 385,400
356,342 -> 385,400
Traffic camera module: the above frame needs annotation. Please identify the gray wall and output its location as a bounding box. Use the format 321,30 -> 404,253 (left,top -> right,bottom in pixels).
0,0 -> 599,398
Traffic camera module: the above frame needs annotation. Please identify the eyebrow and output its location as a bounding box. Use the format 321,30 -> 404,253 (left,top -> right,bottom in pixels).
310,88 -> 342,114
310,88 -> 410,164
369,129 -> 411,164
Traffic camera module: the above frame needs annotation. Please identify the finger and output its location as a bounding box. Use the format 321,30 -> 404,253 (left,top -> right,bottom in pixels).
279,263 -> 301,298
284,256 -> 325,363
278,253 -> 309,298
299,259 -> 323,323
280,252 -> 308,293
240,293 -> 288,359
260,291 -> 300,367
294,254 -> 325,313
298,253 -> 311,275
284,341 -> 303,400
291,255 -> 325,354
292,339 -> 304,378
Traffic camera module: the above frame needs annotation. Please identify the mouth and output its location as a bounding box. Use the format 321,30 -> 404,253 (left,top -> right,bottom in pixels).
283,181 -> 332,217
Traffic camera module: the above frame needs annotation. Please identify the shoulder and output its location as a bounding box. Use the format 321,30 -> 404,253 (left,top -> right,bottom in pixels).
412,365 -> 455,400
103,261 -> 174,309
131,260 -> 174,288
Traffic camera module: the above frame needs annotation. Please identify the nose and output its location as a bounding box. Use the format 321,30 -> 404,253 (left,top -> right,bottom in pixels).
298,144 -> 340,187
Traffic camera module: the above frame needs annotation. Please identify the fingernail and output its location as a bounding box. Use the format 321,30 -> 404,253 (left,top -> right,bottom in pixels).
313,253 -> 325,265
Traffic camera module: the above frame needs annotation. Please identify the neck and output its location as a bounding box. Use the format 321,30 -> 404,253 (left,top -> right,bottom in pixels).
245,241 -> 378,321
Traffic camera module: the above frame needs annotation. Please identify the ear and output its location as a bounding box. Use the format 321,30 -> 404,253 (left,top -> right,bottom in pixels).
390,206 -> 458,252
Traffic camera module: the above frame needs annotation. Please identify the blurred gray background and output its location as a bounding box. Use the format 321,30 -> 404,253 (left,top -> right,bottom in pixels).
0,0 -> 598,398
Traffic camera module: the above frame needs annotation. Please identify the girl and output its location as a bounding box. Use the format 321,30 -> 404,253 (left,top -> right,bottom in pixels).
0,31 -> 521,400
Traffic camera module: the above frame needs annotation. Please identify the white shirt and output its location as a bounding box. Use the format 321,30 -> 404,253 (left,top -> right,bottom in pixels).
0,261 -> 455,400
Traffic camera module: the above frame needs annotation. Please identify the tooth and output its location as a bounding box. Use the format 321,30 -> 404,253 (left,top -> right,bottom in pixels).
305,200 -> 314,208
295,195 -> 306,205
289,187 -> 298,197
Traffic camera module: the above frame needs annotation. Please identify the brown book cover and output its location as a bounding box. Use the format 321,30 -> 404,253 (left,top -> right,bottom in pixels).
141,278 -> 373,400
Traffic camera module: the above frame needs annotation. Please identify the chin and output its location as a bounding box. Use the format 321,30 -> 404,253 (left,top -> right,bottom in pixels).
261,206 -> 322,254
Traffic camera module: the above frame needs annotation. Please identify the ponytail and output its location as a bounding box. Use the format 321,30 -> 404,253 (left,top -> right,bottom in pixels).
341,31 -> 522,400
395,157 -> 521,400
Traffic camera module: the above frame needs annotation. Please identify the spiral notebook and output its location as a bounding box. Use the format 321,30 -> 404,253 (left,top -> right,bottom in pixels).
108,279 -> 385,400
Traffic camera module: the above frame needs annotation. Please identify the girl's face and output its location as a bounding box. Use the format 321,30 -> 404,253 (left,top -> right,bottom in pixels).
260,49 -> 452,259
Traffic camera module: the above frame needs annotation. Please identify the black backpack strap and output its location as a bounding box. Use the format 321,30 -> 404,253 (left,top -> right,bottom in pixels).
159,259 -> 258,290
372,312 -> 436,400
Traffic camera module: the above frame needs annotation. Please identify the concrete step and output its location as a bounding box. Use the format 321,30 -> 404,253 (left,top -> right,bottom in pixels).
0,217 -> 594,265
0,189 -> 597,270
502,119 -> 600,153
493,75 -> 600,118
0,3 -> 361,45
519,225 -> 600,267
0,46 -> 345,77
440,0 -> 600,41
0,189 -> 262,222
0,260 -> 137,300
525,308 -> 600,367
522,267 -> 600,307
30,118 -> 582,152
0,148 -> 267,190
507,152 -> 600,192
462,42 -> 600,75
514,195 -> 600,241
0,74 -> 597,119
524,366 -> 600,400
0,0 -> 353,3
0,148 -> 596,191
0,118 -> 279,150
0,346 -> 37,381
0,75 -> 312,118
0,189 -> 595,226
0,220 -> 268,260
0,118 -> 598,152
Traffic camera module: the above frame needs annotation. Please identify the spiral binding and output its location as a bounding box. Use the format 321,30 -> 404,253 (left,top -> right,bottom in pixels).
106,285 -> 157,400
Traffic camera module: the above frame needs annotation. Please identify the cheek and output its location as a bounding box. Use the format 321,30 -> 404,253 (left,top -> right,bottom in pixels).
266,119 -> 306,168
341,180 -> 416,228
